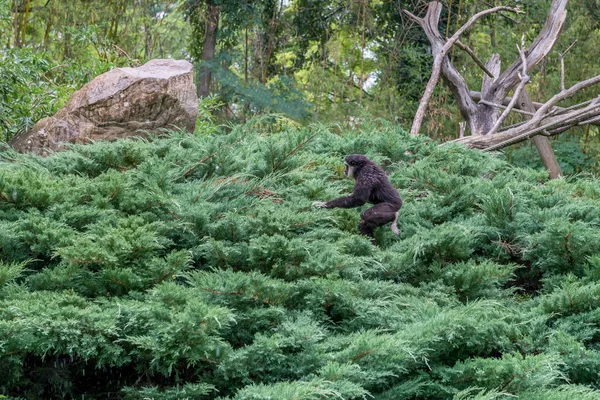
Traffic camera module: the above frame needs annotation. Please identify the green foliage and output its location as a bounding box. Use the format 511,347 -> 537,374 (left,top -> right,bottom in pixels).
0,49 -> 63,142
0,46 -> 120,143
3,120 -> 600,398
452,388 -> 509,400
215,65 -> 311,120
433,352 -> 567,395
221,378 -> 368,400
2,0 -> 600,397
0,260 -> 25,286
122,383 -> 216,400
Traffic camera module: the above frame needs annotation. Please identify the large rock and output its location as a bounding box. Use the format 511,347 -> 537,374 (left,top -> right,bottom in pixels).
10,59 -> 198,156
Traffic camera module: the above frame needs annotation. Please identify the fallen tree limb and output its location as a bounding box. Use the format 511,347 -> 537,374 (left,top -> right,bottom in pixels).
468,93 -> 600,126
478,100 -> 534,116
455,97 -> 600,150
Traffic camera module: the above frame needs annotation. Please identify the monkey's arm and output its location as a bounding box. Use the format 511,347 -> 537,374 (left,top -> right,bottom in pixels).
322,195 -> 366,208
318,179 -> 371,209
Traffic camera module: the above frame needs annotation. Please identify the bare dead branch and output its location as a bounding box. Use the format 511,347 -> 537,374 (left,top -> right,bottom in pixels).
405,2 -> 522,136
394,0 -> 427,50
486,37 -> 529,136
455,40 -> 495,78
408,3 -> 480,133
560,39 -> 578,57
403,9 -> 422,24
528,74 -> 600,126
470,91 -> 597,119
550,99 -> 594,117
483,104 -> 600,151
478,100 -> 534,116
469,90 -> 545,108
578,114 -> 600,126
490,0 -> 567,101
498,120 -> 528,133
482,0 -> 520,23
560,57 -> 566,92
459,121 -> 466,138
560,40 -> 577,91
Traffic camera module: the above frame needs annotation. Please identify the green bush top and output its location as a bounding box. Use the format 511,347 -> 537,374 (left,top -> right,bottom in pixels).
2,119 -> 600,399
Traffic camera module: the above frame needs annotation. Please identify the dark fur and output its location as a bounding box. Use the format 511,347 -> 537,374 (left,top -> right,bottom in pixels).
322,154 -> 402,239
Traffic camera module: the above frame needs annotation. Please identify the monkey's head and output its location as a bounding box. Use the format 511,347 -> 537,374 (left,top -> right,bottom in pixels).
344,154 -> 371,179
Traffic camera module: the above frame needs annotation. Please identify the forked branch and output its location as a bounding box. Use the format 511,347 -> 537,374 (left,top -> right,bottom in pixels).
406,0 -> 569,138
404,3 -> 522,136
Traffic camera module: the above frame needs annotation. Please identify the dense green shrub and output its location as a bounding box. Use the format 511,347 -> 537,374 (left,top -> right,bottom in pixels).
2,120 -> 600,398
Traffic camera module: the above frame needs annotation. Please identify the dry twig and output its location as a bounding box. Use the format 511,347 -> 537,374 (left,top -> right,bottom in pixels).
486,36 -> 529,136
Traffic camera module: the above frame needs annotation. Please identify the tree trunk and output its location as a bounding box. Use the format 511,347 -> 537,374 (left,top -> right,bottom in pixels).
144,21 -> 152,60
12,0 -> 22,47
63,6 -> 71,59
262,0 -> 282,84
469,54 -> 501,135
518,89 -> 562,179
43,1 -> 55,51
197,0 -> 221,98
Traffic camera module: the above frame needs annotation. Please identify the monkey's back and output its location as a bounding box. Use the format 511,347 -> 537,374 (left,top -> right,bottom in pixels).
360,164 -> 403,209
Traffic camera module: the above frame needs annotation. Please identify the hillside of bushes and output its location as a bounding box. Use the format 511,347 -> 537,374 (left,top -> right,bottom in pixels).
2,119 -> 600,399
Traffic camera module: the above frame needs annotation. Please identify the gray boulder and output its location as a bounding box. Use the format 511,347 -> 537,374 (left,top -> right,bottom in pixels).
10,59 -> 198,156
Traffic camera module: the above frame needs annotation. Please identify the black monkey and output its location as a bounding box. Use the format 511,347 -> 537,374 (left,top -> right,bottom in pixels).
314,154 -> 402,240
